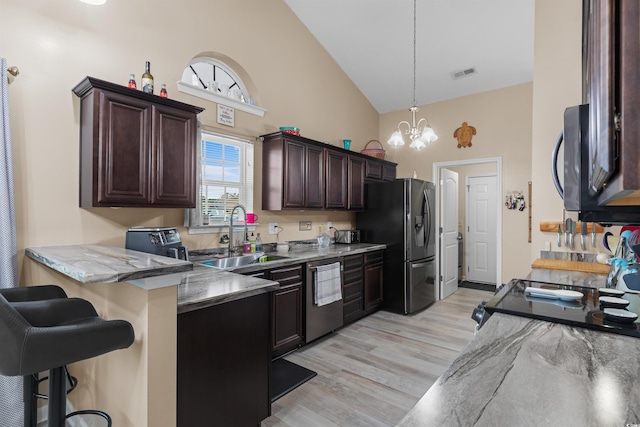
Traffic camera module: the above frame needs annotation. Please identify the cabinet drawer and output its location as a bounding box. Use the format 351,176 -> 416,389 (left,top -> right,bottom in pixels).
343,280 -> 363,301
343,254 -> 363,270
343,297 -> 363,318
269,265 -> 303,286
364,251 -> 384,265
343,268 -> 362,284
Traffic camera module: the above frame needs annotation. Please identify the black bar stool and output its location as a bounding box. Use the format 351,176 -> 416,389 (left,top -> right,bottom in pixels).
0,286 -> 135,427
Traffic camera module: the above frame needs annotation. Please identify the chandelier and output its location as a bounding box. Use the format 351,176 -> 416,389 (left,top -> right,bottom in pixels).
388,0 -> 438,150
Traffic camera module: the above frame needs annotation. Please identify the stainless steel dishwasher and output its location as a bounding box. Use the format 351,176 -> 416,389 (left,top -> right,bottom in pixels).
305,257 -> 344,343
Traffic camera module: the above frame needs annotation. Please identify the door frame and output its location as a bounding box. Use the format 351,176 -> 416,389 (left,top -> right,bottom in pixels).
465,172 -> 498,284
433,157 -> 503,300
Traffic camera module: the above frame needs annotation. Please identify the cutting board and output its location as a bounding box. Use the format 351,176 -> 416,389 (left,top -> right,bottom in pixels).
531,259 -> 610,275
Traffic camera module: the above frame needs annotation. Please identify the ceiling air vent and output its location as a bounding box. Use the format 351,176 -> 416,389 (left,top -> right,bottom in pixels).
451,67 -> 477,80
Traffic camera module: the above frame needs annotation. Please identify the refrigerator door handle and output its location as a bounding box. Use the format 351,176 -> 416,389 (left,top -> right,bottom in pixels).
423,189 -> 431,248
412,262 -> 429,269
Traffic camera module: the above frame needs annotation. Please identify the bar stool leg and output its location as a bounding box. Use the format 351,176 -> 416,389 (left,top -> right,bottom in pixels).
48,367 -> 66,427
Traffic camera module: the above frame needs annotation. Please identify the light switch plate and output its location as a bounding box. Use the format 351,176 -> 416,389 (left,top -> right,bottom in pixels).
299,221 -> 312,231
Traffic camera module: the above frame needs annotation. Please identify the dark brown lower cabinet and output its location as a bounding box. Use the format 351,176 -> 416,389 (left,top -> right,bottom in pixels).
343,254 -> 364,324
177,293 -> 271,426
269,265 -> 304,358
364,251 -> 384,311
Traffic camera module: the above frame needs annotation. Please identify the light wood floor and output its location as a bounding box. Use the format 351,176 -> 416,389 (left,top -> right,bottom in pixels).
262,287 -> 493,427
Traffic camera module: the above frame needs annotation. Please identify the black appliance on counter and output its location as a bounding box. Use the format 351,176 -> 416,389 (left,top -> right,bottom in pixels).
356,178 -> 436,314
478,279 -> 640,339
125,227 -> 190,260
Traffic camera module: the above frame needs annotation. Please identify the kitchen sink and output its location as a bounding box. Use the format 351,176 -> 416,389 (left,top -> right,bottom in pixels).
196,253 -> 289,269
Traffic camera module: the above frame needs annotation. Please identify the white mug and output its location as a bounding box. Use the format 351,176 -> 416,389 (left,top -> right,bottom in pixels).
219,84 -> 230,97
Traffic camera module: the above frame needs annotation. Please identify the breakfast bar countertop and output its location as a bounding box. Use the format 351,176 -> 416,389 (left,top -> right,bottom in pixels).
25,242 -> 387,311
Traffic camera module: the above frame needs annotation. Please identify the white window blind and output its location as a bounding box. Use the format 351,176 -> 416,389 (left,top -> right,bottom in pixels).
186,129 -> 253,231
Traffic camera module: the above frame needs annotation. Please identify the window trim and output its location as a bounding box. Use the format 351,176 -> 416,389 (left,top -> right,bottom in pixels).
185,128 -> 255,234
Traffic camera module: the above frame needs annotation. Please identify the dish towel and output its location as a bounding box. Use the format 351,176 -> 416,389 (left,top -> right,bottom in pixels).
314,262 -> 342,306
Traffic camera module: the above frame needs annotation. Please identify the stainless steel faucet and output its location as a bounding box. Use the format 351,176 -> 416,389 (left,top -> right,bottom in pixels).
229,204 -> 248,256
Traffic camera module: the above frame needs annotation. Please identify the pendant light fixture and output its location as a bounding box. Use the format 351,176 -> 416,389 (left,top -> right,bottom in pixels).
388,0 -> 438,150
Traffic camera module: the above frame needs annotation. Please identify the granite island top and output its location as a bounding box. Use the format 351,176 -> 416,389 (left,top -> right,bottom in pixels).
400,268 -> 640,427
398,312 -> 640,427
26,242 -> 386,311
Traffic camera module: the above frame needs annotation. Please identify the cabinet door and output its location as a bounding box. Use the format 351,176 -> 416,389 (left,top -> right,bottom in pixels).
383,163 -> 397,181
306,145 -> 325,208
95,89 -> 152,206
365,159 -> 383,180
283,140 -> 306,208
364,251 -> 384,310
270,265 -> 304,357
152,104 -> 197,207
325,149 -> 347,209
348,156 -> 365,210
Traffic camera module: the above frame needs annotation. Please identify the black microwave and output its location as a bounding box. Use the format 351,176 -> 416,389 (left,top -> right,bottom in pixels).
552,104 -> 640,225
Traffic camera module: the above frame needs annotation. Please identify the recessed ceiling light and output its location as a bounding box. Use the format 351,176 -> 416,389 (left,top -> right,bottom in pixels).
80,0 -> 107,5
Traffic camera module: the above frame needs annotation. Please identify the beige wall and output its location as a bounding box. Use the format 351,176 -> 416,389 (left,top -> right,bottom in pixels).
530,0 -> 613,257
380,83 -> 534,280
2,0 -> 378,263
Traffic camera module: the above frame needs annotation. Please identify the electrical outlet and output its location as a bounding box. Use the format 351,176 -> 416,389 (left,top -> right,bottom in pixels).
299,221 -> 312,231
327,221 -> 332,229
268,223 -> 278,235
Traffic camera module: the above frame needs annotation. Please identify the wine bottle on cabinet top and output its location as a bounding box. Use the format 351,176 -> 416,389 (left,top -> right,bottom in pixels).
141,61 -> 154,94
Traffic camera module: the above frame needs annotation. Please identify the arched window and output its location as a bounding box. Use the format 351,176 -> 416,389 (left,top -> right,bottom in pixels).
177,56 -> 266,117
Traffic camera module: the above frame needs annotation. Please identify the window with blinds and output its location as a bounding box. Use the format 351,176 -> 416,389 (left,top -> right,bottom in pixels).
186,130 -> 253,231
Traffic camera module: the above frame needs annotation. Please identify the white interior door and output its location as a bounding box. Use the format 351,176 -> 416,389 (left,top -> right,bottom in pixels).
440,168 -> 459,299
466,174 -> 497,284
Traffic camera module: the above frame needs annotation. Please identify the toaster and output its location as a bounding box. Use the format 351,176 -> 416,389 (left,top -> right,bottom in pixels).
335,229 -> 361,244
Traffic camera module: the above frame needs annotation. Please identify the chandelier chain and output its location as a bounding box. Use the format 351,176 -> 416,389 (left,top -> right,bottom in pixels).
412,0 -> 417,107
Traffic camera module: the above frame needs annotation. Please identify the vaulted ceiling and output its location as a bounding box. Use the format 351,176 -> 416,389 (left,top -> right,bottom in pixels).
284,0 -> 535,114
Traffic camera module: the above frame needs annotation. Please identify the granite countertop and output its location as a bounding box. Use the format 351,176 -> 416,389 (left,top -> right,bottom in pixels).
25,244 -> 193,283
26,242 -> 386,311
400,269 -> 640,426
398,312 -> 640,427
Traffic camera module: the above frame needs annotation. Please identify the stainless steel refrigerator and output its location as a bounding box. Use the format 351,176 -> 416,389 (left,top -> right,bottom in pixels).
356,178 -> 436,314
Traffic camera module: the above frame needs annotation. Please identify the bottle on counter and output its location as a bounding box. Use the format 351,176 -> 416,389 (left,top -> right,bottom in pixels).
141,61 -> 154,94
159,83 -> 168,98
250,233 -> 256,253
127,74 -> 137,89
255,233 -> 263,252
243,237 -> 251,254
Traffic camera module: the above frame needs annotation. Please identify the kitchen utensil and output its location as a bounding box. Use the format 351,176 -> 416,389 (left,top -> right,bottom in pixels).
580,221 -> 587,250
591,222 -> 596,247
621,271 -> 640,293
524,287 -> 584,301
568,219 -> 575,249
605,233 -> 619,254
565,218 -> 571,246
557,224 -> 562,247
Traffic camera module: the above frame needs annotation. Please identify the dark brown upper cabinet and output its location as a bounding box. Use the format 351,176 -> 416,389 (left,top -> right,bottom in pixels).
73,77 -> 204,208
261,131 -> 396,211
